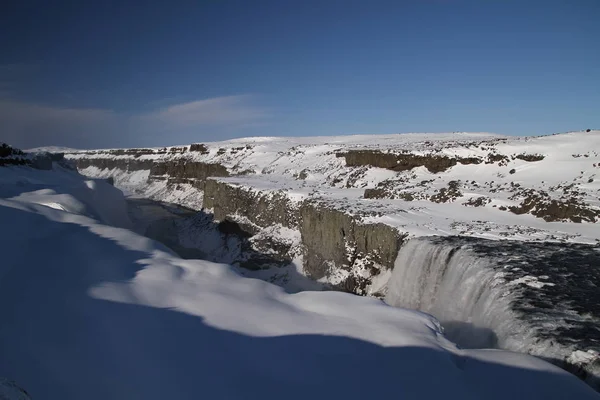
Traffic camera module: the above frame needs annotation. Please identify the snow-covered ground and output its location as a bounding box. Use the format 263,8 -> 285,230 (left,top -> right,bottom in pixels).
1,159 -> 598,398
69,130 -> 600,243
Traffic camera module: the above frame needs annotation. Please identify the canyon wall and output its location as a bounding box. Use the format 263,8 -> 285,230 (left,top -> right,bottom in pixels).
69,150 -> 405,293
64,138 -> 600,390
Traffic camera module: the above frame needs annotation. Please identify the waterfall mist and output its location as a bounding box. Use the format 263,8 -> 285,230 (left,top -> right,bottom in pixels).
386,238 -> 520,349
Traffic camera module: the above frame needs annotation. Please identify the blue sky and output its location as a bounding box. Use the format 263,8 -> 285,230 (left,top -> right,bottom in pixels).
1,0 -> 599,148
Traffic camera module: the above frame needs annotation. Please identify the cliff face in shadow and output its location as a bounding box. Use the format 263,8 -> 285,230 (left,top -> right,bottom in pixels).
299,201 -> 405,293
74,157 -> 154,171
46,137 -> 600,391
149,161 -> 229,186
203,179 -> 297,229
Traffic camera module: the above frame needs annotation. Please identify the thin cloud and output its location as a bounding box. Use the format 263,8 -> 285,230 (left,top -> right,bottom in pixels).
144,95 -> 269,127
0,95 -> 270,149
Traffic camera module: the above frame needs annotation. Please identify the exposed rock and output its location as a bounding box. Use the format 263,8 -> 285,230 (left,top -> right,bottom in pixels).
457,157 -> 483,165
510,194 -> 600,223
104,148 -> 156,156
0,143 -> 24,158
30,153 -> 53,170
74,157 -> 154,172
189,143 -> 209,153
515,153 -> 545,162
299,201 -> 405,292
203,179 -> 298,229
486,153 -> 509,165
430,180 -> 463,203
295,169 -> 309,180
364,187 -> 415,201
218,218 -> 255,237
363,188 -> 387,199
0,143 -> 29,167
463,196 -> 491,207
343,150 -> 460,173
150,161 -> 229,181
203,178 -> 406,293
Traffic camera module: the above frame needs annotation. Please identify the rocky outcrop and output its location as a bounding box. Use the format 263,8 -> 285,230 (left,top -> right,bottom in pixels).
149,161 -> 229,189
0,143 -> 28,167
1,144 -> 73,170
299,201 -> 405,293
71,149 -> 231,191
189,143 -> 209,153
203,179 -> 406,293
74,157 -> 154,171
514,153 -> 545,162
61,133 -> 600,391
342,150 -> 482,173
430,180 -> 463,203
510,194 -> 600,223
505,186 -> 600,223
71,144 -> 232,190
203,179 -> 298,229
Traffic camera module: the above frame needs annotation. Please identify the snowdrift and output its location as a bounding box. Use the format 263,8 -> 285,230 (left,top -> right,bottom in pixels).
0,157 -> 598,398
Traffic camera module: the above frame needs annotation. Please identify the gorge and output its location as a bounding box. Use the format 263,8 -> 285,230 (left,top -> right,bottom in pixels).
54,130 -> 600,389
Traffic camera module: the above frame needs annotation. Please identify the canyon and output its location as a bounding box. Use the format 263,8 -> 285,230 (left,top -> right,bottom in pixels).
52,130 -> 600,389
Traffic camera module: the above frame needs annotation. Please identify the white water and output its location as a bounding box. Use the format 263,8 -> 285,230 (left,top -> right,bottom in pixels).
385,239 -> 532,351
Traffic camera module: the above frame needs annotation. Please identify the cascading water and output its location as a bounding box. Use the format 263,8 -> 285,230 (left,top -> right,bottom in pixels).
385,238 -> 514,349
384,236 -> 600,389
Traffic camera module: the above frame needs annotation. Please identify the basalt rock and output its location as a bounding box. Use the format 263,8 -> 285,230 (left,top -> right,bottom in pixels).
430,180 -> 463,203
203,179 -> 298,229
0,143 -> 29,167
74,157 -> 154,172
189,143 -> 209,153
343,150 -> 459,173
510,194 -> 600,223
515,153 -> 545,162
343,150 -> 484,173
299,201 -> 405,292
150,161 -> 229,180
203,179 -> 406,293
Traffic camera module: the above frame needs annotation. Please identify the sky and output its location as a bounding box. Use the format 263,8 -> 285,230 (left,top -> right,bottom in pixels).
1,0 -> 599,149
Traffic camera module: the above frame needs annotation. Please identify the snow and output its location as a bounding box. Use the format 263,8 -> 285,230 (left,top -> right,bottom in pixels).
0,378 -> 30,400
1,163 -> 598,398
25,146 -> 80,153
69,130 -> 600,244
80,165 -> 205,209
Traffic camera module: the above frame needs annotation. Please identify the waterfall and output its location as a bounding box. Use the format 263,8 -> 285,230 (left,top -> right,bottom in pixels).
385,238 -> 520,349
384,236 -> 600,389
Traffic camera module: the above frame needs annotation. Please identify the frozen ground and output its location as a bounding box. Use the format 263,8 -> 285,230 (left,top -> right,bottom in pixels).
62,131 -> 600,385
0,159 -> 598,398
69,130 -> 600,243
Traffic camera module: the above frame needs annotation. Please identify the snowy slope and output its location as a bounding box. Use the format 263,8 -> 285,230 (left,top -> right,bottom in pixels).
0,162 -> 598,398
69,130 -> 600,243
